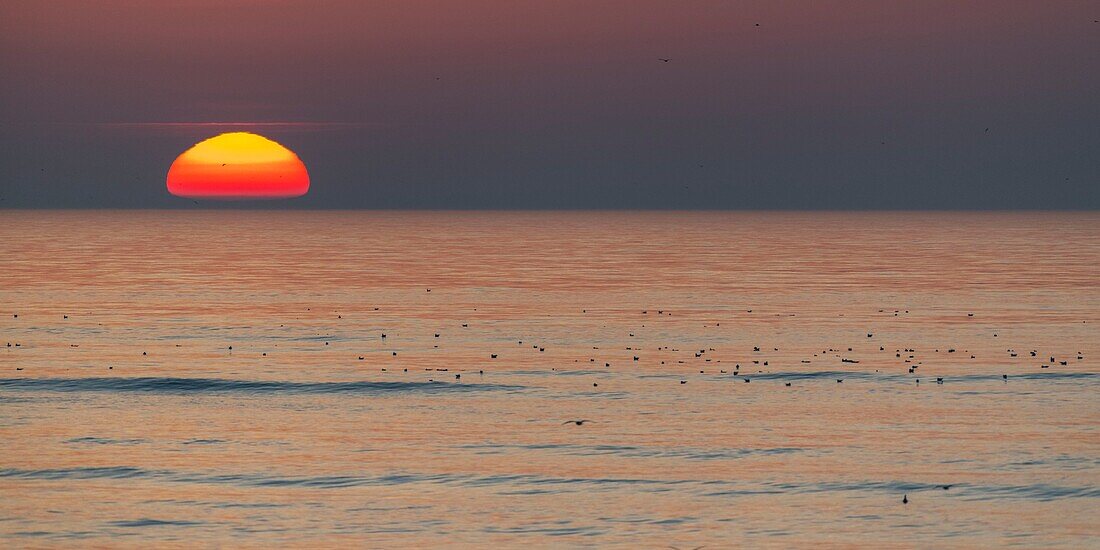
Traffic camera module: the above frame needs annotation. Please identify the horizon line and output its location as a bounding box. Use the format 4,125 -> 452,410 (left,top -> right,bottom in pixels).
2,207 -> 1098,213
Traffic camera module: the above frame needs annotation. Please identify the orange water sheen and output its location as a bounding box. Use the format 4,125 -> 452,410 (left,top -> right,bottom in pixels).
0,211 -> 1097,547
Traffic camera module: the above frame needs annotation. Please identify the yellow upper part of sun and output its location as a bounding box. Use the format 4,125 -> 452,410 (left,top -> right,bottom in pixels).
178,132 -> 302,165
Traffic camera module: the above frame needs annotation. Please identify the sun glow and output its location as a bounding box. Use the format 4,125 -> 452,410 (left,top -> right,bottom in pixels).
166,132 -> 309,199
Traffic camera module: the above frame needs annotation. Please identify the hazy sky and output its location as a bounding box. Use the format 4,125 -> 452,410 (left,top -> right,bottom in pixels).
1,0 -> 1097,209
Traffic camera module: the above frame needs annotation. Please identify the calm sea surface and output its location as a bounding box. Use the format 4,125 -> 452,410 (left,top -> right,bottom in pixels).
1,211 -> 1097,548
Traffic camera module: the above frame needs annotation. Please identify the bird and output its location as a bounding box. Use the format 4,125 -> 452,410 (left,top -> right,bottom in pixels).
658,58 -> 671,63
785,382 -> 792,387
902,494 -> 908,504
563,420 -> 591,426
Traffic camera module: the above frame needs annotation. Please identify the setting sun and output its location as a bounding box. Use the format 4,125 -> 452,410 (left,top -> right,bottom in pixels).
166,132 -> 309,199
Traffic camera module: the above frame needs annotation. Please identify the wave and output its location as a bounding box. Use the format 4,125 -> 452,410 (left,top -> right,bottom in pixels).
701,371 -> 1097,382
461,442 -> 811,461
65,437 -> 147,446
109,518 -> 203,528
0,377 -> 525,395
706,480 -> 1100,501
3,466 -> 1097,502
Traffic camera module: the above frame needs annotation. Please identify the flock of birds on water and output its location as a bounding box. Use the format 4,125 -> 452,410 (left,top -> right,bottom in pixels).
3,301 -> 1090,505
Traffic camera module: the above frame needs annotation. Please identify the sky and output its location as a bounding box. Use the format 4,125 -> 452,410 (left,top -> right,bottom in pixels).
0,0 -> 1097,209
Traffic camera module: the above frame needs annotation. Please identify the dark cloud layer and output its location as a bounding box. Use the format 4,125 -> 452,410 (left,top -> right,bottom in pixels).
1,1 -> 1097,209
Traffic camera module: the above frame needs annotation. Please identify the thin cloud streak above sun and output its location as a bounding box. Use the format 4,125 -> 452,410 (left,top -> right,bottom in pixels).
16,122 -> 385,134
95,122 -> 378,129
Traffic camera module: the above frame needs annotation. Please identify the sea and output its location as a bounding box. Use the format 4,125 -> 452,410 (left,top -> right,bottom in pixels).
1,210 -> 1097,547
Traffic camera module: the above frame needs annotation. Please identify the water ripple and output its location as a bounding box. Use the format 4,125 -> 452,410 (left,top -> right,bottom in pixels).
713,371 -> 1098,382
0,377 -> 525,395
65,437 -> 147,446
110,518 -> 203,528
462,442 -> 810,461
3,466 -> 1095,502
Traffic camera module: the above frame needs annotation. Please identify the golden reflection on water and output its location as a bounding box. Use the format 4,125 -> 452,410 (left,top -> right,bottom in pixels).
1,211 -> 1098,547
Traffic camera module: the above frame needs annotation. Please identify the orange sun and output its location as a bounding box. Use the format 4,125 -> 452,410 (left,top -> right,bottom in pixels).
166,132 -> 309,199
